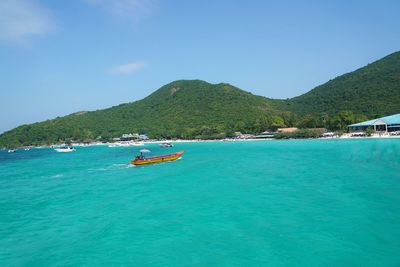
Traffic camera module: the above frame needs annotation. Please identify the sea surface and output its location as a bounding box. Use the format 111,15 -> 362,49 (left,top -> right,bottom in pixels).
1,139 -> 400,266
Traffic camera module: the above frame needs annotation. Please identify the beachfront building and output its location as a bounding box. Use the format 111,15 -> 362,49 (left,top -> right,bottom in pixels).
138,134 -> 149,140
348,114 -> 400,133
117,133 -> 149,141
234,132 -> 255,139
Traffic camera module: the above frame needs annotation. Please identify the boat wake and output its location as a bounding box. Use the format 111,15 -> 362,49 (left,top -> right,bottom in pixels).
113,163 -> 136,168
88,163 -> 134,172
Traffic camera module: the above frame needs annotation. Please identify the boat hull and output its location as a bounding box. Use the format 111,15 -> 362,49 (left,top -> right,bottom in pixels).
54,148 -> 75,152
131,151 -> 184,166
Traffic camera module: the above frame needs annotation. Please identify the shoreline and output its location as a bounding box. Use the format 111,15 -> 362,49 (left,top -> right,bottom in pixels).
4,134 -> 399,150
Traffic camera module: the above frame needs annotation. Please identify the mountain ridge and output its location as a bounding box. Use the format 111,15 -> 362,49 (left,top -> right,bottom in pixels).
284,51 -> 400,117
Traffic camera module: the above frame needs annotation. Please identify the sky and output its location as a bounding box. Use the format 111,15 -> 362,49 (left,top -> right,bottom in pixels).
1,0 -> 400,133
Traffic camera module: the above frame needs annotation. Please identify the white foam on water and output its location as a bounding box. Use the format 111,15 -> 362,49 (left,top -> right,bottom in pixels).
88,164 -> 131,172
112,163 -> 135,169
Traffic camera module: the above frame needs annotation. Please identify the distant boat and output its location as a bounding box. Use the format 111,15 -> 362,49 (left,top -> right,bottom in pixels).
131,150 -> 184,166
54,146 -> 75,153
8,148 -> 17,153
160,143 -> 173,148
24,148 -> 30,151
108,142 -> 144,147
131,142 -> 144,146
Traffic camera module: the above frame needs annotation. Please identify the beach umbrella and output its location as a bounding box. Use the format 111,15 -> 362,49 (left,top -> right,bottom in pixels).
140,149 -> 151,153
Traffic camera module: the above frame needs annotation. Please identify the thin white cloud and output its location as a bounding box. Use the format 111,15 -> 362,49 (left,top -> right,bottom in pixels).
86,0 -> 155,23
109,61 -> 146,74
0,0 -> 54,44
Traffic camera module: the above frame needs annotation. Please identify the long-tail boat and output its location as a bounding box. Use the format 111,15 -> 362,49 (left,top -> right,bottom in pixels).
131,150 -> 184,166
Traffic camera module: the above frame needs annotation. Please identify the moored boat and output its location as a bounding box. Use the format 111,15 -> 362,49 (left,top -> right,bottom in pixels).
160,142 -> 173,148
131,142 -> 145,146
8,148 -> 17,153
131,150 -> 184,166
54,146 -> 75,152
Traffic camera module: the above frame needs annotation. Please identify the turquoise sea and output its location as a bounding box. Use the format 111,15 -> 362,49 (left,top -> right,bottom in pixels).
1,139 -> 400,266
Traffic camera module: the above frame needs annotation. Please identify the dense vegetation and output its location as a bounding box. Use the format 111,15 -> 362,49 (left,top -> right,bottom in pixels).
1,51 -> 399,147
281,51 -> 400,118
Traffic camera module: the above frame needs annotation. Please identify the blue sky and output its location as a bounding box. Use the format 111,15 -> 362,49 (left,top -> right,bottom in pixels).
1,0 -> 400,133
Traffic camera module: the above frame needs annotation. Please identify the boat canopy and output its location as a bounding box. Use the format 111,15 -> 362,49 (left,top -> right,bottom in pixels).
140,149 -> 151,153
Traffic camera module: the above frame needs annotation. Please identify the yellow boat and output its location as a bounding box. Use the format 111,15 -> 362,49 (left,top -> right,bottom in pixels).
131,150 -> 184,166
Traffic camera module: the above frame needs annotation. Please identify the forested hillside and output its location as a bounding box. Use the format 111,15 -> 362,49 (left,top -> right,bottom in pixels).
284,51 -> 400,118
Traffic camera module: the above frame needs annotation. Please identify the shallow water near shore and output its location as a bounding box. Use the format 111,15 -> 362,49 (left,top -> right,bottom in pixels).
1,139 -> 400,266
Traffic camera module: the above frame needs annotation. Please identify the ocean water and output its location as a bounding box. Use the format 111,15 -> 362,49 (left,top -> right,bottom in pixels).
0,139 -> 400,266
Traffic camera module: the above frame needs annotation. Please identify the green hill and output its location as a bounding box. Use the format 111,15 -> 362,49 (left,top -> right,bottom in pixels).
0,80 -> 293,147
283,51 -> 400,118
1,51 -> 400,147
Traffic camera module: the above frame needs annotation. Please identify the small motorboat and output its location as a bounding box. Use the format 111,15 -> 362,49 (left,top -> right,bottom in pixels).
131,142 -> 145,146
8,148 -> 17,153
160,143 -> 173,148
54,146 -> 75,152
131,149 -> 184,166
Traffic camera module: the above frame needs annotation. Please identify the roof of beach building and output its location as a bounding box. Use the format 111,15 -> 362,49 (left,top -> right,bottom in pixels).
349,114 -> 400,127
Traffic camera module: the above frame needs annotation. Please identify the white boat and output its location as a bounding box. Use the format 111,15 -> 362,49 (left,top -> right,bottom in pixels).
54,146 -> 75,152
8,148 -> 17,153
160,143 -> 173,148
131,142 -> 144,146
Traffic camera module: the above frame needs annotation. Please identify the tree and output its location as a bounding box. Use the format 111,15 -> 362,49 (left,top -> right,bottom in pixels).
297,114 -> 317,128
270,116 -> 286,130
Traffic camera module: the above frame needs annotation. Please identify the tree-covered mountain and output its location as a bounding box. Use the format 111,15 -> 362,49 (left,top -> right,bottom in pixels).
1,51 -> 399,147
282,51 -> 400,118
0,80 -> 293,146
